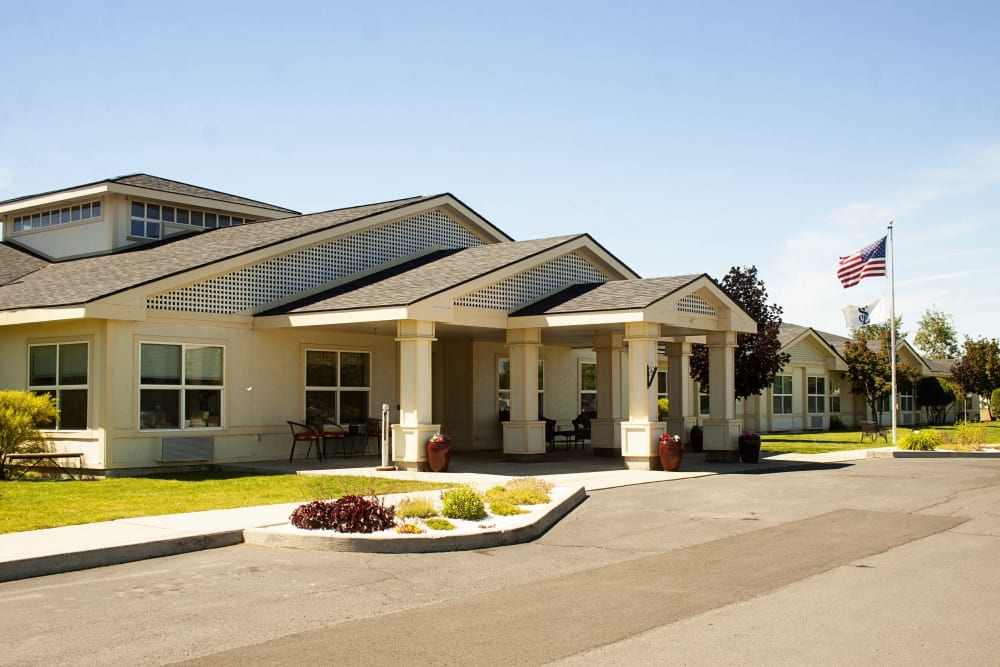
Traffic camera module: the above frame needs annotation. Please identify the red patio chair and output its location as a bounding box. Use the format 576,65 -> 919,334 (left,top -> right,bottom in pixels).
287,421 -> 322,462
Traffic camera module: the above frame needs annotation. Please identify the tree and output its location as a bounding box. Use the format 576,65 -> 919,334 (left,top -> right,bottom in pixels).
951,337 -> 1000,420
843,332 -> 921,427
915,376 -> 959,424
914,307 -> 960,359
690,266 -> 790,400
0,391 -> 59,479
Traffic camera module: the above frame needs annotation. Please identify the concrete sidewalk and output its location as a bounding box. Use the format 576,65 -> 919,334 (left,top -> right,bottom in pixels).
0,448 -> 875,582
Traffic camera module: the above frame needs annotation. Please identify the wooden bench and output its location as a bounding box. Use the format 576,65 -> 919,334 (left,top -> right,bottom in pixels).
2,452 -> 85,480
859,421 -> 888,444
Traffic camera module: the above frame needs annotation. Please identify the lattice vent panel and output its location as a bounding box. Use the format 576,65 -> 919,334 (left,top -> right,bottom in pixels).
453,252 -> 607,311
147,211 -> 484,314
677,293 -> 717,316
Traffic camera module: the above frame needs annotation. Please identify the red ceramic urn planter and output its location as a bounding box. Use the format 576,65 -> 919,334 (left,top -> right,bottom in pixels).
658,433 -> 683,472
426,433 -> 452,472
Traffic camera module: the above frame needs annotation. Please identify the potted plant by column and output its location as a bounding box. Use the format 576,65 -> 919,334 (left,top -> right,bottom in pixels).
738,430 -> 761,463
426,433 -> 452,472
658,433 -> 683,472
689,425 -> 704,453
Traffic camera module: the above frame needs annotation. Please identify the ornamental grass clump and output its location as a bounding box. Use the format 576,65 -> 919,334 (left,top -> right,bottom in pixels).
897,429 -> 944,451
289,493 -> 395,532
395,521 -> 425,534
953,422 -> 987,450
395,496 -> 437,519
488,498 -> 529,516
440,485 -> 487,521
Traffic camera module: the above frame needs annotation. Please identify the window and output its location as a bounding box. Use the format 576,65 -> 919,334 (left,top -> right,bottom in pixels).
580,362 -> 597,413
657,371 -> 668,401
807,376 -> 826,414
830,378 -> 841,413
497,358 -> 545,415
772,375 -> 793,414
28,342 -> 88,429
305,350 -> 371,425
129,200 -> 253,239
900,386 -> 914,412
140,343 -> 224,429
13,200 -> 102,233
699,387 -> 710,415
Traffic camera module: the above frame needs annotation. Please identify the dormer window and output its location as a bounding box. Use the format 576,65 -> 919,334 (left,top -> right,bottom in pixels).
129,200 -> 254,240
12,201 -> 102,232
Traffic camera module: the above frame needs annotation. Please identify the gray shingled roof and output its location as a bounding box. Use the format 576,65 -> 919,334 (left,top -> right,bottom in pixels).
0,244 -> 48,287
268,235 -> 584,314
0,173 -> 300,215
0,196 -> 434,311
511,275 -> 704,316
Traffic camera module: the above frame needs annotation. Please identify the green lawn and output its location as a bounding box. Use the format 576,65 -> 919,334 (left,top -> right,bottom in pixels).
762,420 -> 1000,454
0,472 -> 451,534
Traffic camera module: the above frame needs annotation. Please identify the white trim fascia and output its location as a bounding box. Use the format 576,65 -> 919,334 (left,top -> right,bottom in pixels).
0,185 -> 111,214
256,307 -> 411,329
511,311 -> 646,329
145,309 -> 253,328
0,307 -> 87,326
431,195 -> 513,243
83,303 -> 148,321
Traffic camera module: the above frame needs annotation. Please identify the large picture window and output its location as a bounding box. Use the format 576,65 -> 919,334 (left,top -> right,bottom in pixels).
28,342 -> 89,430
305,350 -> 371,425
497,358 -> 545,416
140,343 -> 224,430
580,362 -> 597,413
772,375 -> 793,415
807,376 -> 826,414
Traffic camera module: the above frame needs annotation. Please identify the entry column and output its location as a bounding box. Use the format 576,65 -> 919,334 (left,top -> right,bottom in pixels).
591,332 -> 625,456
503,328 -> 546,461
703,331 -> 742,462
664,341 -> 698,444
620,321 -> 666,469
392,319 -> 440,471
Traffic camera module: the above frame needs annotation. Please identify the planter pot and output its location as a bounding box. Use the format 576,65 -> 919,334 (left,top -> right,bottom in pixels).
738,432 -> 761,463
689,425 -> 704,453
426,434 -> 452,472
658,434 -> 683,472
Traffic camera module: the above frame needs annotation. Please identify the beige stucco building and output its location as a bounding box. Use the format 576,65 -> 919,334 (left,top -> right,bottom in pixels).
0,175 -> 954,476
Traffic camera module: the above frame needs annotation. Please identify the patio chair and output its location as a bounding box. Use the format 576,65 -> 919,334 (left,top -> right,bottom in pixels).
361,418 -> 383,456
572,410 -> 595,448
311,420 -> 348,459
287,421 -> 322,462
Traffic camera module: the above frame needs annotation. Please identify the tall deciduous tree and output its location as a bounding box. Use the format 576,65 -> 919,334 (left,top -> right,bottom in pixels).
690,266 -> 790,400
843,332 -> 921,427
951,337 -> 1000,420
852,316 -> 907,343
914,307 -> 960,359
915,376 -> 959,425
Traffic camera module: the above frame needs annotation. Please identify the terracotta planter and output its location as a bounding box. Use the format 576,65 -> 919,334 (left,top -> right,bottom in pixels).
658,434 -> 683,472
426,434 -> 452,472
689,425 -> 704,453
738,431 -> 761,463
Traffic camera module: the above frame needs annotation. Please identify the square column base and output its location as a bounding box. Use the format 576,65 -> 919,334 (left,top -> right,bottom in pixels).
666,417 -> 699,446
702,419 -> 742,463
391,424 -> 441,471
502,421 -> 547,457
590,417 -> 622,454
620,421 -> 666,463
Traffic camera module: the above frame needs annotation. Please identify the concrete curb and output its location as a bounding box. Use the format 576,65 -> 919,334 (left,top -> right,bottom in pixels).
244,485 -> 587,554
0,530 -> 245,583
872,449 -> 1000,459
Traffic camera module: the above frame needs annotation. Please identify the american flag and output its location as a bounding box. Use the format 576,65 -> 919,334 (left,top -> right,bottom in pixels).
837,236 -> 887,288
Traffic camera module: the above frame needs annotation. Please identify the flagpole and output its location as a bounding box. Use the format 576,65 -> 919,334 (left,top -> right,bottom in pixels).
889,220 -> 897,445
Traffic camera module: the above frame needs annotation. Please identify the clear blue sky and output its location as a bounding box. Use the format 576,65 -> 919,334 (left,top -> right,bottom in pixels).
3,1 -> 998,343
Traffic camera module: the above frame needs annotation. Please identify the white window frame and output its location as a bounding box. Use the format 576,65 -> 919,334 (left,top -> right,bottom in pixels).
129,199 -> 253,240
773,375 -> 793,415
579,361 -> 597,414
497,357 -> 544,416
304,349 -> 372,425
830,377 -> 842,413
139,342 -> 225,431
807,376 -> 826,414
27,341 -> 89,430
13,200 -> 102,233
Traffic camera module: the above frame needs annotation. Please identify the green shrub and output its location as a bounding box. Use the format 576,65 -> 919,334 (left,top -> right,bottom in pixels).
954,422 -> 986,449
897,429 -> 944,451
423,517 -> 456,530
395,496 -> 437,519
0,390 -> 59,459
289,494 -> 395,532
829,415 -> 847,432
440,485 -> 487,521
992,389 -> 1000,423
